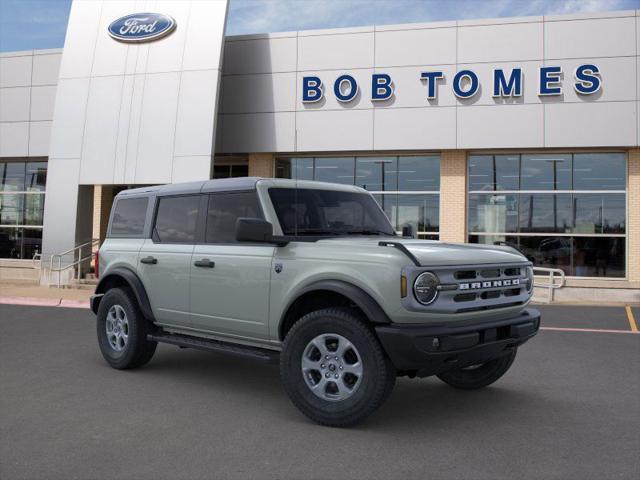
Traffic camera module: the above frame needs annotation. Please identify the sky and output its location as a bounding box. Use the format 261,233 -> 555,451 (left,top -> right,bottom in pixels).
0,0 -> 639,52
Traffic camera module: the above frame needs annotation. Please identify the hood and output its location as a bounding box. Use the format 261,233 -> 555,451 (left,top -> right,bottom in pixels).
316,237 -> 527,266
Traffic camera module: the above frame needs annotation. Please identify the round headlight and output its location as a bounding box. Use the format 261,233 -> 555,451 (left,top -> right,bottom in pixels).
525,266 -> 534,293
414,272 -> 439,305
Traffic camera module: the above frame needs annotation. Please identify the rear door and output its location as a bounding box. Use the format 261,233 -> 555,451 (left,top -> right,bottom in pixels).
138,194 -> 202,328
189,191 -> 274,340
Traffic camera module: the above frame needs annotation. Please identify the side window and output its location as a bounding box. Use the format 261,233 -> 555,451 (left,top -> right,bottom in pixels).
110,197 -> 148,237
154,195 -> 200,244
205,192 -> 262,243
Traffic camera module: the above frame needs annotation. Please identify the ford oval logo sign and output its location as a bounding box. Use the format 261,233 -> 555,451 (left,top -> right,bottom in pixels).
108,13 -> 176,43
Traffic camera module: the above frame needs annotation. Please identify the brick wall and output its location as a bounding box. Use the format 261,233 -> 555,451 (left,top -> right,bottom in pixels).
248,153 -> 275,177
439,150 -> 467,243
628,148 -> 639,283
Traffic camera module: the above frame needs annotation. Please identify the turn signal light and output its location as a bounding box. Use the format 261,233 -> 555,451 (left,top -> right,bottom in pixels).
400,275 -> 407,298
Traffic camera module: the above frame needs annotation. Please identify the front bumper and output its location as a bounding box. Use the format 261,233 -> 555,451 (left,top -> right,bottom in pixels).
375,308 -> 540,377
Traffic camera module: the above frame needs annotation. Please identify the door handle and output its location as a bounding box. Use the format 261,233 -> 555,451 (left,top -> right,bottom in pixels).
194,258 -> 215,268
140,256 -> 157,265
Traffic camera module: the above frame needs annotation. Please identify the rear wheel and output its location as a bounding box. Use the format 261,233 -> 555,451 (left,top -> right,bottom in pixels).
280,308 -> 395,427
96,287 -> 157,369
436,348 -> 517,390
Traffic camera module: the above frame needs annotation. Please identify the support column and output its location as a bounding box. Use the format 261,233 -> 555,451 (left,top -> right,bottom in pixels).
628,148 -> 639,283
439,150 -> 467,243
248,153 -> 275,178
92,185 -> 114,245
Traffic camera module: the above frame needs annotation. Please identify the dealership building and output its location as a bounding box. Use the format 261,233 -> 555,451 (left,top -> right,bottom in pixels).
0,0 -> 638,302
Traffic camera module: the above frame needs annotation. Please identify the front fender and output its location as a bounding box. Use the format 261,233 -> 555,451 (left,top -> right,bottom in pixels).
94,267 -> 155,321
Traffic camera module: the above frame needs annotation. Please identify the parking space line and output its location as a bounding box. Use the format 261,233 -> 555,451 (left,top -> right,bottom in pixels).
625,306 -> 638,332
541,326 -> 639,335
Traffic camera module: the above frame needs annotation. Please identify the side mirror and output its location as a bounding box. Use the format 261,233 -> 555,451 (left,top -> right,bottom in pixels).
236,218 -> 274,243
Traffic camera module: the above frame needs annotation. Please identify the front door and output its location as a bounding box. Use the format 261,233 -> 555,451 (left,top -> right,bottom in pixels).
189,191 -> 274,341
138,194 -> 201,328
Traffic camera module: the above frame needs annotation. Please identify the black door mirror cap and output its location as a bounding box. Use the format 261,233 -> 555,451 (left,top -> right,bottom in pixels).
235,218 -> 289,246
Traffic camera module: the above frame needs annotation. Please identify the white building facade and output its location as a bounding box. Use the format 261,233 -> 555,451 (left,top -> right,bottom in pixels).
0,1 -> 638,301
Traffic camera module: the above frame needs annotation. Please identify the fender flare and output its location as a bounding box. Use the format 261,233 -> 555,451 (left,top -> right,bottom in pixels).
280,279 -> 391,338
94,267 -> 155,321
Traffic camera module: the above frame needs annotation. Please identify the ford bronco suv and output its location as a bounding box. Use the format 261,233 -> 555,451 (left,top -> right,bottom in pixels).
91,177 -> 540,427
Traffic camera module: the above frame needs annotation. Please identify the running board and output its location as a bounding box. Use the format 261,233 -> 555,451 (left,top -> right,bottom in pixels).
147,332 -> 279,363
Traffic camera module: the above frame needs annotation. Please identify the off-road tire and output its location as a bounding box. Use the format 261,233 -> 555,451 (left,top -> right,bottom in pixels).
436,348 -> 517,390
280,308 -> 396,427
96,287 -> 157,369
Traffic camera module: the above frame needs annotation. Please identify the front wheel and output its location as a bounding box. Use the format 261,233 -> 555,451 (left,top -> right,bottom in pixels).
436,348 -> 517,390
96,287 -> 157,370
280,308 -> 396,427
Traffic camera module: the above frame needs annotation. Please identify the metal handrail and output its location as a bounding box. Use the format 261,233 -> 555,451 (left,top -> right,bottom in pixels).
32,252 -> 42,268
532,267 -> 566,303
48,238 -> 100,288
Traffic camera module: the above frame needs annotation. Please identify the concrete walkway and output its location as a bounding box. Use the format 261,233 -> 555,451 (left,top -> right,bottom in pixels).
0,281 -> 91,308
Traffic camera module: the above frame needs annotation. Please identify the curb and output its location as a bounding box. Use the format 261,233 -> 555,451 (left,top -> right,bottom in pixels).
0,296 -> 89,309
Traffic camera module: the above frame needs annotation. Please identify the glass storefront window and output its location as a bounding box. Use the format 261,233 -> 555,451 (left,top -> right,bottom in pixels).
355,157 -> 397,191
314,157 -> 355,185
520,154 -> 572,190
1,162 -> 26,192
468,194 -> 518,233
397,194 -> 439,233
24,194 -> 45,226
398,156 -> 440,191
25,162 -> 47,191
468,152 -> 627,278
468,154 -> 519,191
574,194 -> 625,234
519,193 -> 572,233
0,160 -> 47,259
469,234 -> 625,278
276,155 -> 441,238
0,194 -> 24,225
572,153 -> 626,190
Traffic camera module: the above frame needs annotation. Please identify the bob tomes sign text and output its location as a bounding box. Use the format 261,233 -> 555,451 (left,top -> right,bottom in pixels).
302,64 -> 601,103
108,13 -> 176,43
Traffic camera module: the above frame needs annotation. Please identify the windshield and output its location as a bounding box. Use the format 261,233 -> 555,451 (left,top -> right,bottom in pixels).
268,188 -> 395,237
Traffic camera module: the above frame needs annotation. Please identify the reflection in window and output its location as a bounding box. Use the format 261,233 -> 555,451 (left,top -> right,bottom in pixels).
468,153 -> 627,278
398,156 -> 440,191
520,154 -> 571,190
25,162 -> 47,191
1,162 -> 27,192
206,192 -> 262,243
519,194 -> 572,233
468,155 -> 519,191
314,157 -> 355,185
468,194 -> 518,233
356,157 -> 397,191
212,164 -> 248,179
397,195 -> 439,233
276,155 -> 441,239
574,194 -> 625,234
154,195 -> 200,244
573,153 -> 625,190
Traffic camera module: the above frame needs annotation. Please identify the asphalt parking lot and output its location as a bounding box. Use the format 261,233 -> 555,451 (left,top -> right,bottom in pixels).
1,304 -> 638,480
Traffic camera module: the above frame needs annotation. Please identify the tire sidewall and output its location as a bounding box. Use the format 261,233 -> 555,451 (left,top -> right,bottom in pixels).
96,288 -> 144,368
281,310 -> 392,422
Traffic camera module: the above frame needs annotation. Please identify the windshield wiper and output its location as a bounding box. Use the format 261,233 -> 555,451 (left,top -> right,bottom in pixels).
290,228 -> 343,236
344,229 -> 394,236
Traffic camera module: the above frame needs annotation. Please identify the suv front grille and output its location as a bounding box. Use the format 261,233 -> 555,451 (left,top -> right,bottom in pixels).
403,262 -> 531,314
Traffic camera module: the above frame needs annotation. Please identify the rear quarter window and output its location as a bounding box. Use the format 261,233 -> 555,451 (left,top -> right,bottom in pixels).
110,197 -> 148,237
